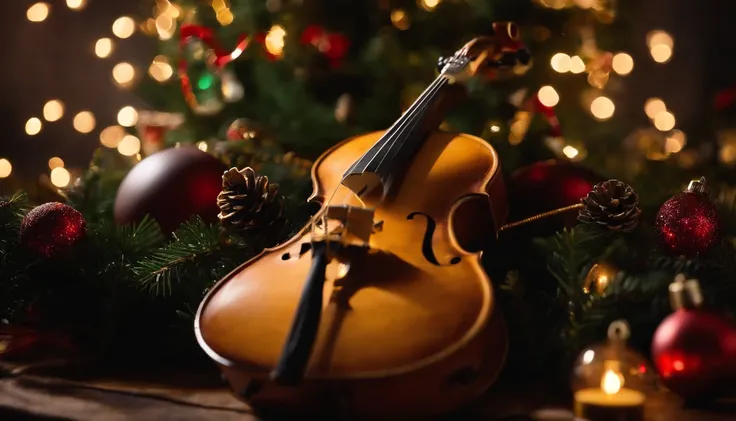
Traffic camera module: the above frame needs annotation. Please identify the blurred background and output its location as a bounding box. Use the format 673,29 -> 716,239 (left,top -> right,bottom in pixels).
2,0 -> 736,199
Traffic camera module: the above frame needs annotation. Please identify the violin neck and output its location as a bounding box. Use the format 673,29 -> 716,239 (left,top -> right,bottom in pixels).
341,72 -> 467,200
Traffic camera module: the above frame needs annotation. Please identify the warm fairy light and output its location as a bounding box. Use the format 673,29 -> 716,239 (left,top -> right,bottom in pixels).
612,53 -> 634,75
0,159 -> 12,178
265,25 -> 287,57
73,111 -> 96,134
197,141 -> 208,152
647,30 -> 674,49
582,350 -> 595,364
156,15 -> 176,40
117,106 -> 138,127
645,98 -> 667,119
100,125 -> 126,148
50,167 -> 71,188
149,56 -> 173,82
550,53 -> 571,73
654,111 -> 676,131
27,3 -> 50,22
66,0 -> 86,10
651,44 -> 673,63
113,62 -> 136,87
601,368 -> 623,395
216,8 -> 234,25
113,16 -> 136,39
590,96 -> 615,120
43,100 -> 65,122
118,135 -> 141,156
391,9 -> 411,30
26,118 -> 42,136
562,145 -> 579,159
490,125 -> 501,133
95,38 -> 113,58
665,130 -> 686,154
212,0 -> 228,12
420,0 -> 441,11
569,55 -> 586,74
538,86 -> 560,107
48,157 -> 64,169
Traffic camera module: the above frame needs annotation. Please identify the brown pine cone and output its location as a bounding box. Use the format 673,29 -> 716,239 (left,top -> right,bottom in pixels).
578,179 -> 641,233
217,167 -> 284,233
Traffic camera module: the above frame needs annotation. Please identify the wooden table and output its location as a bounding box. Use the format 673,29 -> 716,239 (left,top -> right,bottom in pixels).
1,362 -> 734,420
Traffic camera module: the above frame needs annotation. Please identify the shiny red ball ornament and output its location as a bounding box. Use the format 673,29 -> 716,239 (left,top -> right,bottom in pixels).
652,275 -> 736,400
655,177 -> 720,257
506,160 -> 604,238
114,146 -> 227,233
20,202 -> 87,259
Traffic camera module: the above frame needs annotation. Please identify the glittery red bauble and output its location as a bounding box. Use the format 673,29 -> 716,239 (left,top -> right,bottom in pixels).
507,160 -> 604,238
652,309 -> 736,400
114,147 -> 227,233
19,202 -> 87,259
655,190 -> 720,256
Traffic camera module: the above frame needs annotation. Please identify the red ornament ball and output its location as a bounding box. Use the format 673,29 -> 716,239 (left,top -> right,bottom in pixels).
114,146 -> 227,233
652,309 -> 736,400
506,160 -> 604,238
20,202 -> 87,259
655,178 -> 720,257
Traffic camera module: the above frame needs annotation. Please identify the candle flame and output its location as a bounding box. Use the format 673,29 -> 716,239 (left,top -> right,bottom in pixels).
601,369 -> 623,395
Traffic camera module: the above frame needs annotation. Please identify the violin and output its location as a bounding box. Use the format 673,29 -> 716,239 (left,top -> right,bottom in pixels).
195,23 -> 530,420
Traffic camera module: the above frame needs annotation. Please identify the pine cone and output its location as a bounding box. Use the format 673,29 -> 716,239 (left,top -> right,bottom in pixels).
578,179 -> 641,233
217,167 -> 284,233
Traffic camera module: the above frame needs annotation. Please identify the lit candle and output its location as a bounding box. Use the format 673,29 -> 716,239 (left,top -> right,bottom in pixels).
574,364 -> 645,421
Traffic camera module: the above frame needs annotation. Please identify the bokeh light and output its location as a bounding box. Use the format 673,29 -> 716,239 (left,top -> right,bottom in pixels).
645,98 -> 667,119
149,56 -> 173,82
100,126 -> 126,148
118,135 -> 141,156
113,62 -> 136,87
43,100 -> 65,122
569,55 -> 586,74
95,38 -> 113,58
27,3 -> 49,22
265,25 -> 286,57
590,96 -> 615,120
48,157 -> 64,169
654,111 -> 676,131
0,159 -> 12,178
612,53 -> 634,75
117,106 -> 138,127
551,53 -> 571,73
73,111 -> 96,134
66,0 -> 86,10
113,16 -> 136,39
651,44 -> 672,63
26,118 -> 42,135
50,167 -> 71,188
538,86 -> 560,107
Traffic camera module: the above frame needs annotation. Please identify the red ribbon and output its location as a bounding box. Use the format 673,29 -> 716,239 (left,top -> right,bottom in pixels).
179,24 -> 249,69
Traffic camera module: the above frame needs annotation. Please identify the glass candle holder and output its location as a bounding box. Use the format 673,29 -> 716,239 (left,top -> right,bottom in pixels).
571,320 -> 656,421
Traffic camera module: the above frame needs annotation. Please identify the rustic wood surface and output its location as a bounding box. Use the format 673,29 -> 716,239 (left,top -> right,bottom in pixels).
1,362 -> 735,420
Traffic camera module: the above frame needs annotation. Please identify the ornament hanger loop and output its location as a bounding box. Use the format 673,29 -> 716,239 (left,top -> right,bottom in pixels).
607,319 -> 631,341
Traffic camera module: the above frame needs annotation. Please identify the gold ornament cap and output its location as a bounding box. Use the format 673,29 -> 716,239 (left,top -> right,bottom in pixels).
686,176 -> 710,196
669,274 -> 703,310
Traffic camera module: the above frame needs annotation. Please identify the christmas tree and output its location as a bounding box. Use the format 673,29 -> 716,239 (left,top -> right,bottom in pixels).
3,0 -> 736,387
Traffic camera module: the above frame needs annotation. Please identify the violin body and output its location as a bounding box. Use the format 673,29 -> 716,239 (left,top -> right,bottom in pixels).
196,129 -> 509,419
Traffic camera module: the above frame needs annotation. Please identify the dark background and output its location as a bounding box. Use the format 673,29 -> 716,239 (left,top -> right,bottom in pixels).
0,0 -> 735,180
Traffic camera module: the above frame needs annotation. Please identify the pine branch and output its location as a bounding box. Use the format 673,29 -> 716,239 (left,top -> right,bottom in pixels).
0,191 -> 28,254
133,217 -> 233,296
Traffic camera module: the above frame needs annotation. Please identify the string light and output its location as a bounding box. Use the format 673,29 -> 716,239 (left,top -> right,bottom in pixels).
391,9 -> 411,30
569,55 -> 586,74
113,62 -> 136,87
0,159 -> 12,178
148,55 -> 173,82
538,86 -> 560,107
647,30 -> 673,49
118,135 -> 141,156
50,167 -> 71,188
644,98 -> 667,119
95,38 -> 113,58
612,53 -> 633,75
113,16 -> 136,39
490,124 -> 501,133
48,157 -> 64,169
26,118 -> 42,136
43,100 -> 65,122
665,130 -> 686,154
550,53 -> 571,73
651,44 -> 672,63
562,145 -> 579,159
265,25 -> 287,57
117,106 -> 138,127
100,126 -> 126,148
654,111 -> 675,131
73,111 -> 96,134
66,0 -> 86,10
419,0 -> 441,11
27,3 -> 50,22
197,141 -> 208,152
155,14 -> 176,40
590,96 -> 615,120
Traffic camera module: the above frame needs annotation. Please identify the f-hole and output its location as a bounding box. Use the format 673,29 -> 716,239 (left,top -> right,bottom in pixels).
407,212 -> 461,266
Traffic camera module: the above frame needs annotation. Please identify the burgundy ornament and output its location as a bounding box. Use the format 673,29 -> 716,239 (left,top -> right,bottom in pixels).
114,147 -> 227,233
506,160 -> 605,238
655,177 -> 720,257
20,202 -> 87,259
652,275 -> 736,400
